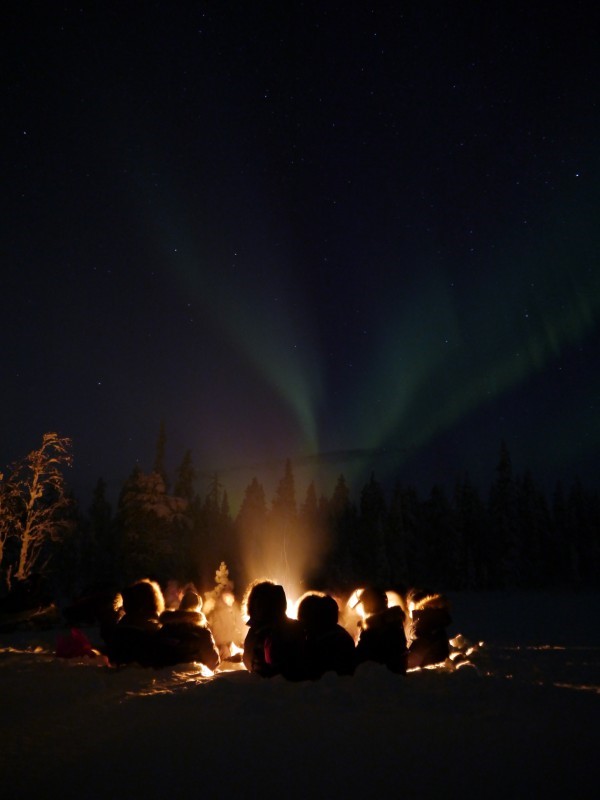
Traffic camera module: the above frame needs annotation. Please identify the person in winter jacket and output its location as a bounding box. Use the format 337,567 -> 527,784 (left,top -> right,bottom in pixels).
355,587 -> 407,674
158,590 -> 219,671
405,588 -> 452,669
159,589 -> 208,630
242,580 -> 306,680
297,592 -> 355,679
103,578 -> 165,668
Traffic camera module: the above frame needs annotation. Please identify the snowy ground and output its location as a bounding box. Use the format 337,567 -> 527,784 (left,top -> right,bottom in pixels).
1,591 -> 598,800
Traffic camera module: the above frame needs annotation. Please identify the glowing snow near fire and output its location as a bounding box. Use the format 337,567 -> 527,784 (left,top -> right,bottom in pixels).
0,591 -> 597,799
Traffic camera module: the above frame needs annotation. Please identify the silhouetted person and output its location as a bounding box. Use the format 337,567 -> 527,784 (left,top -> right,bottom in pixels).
160,589 -> 207,630
103,578 -> 164,668
242,580 -> 305,680
63,582 -> 123,628
158,589 -> 219,671
406,588 -> 452,669
355,587 -> 407,674
297,592 -> 355,679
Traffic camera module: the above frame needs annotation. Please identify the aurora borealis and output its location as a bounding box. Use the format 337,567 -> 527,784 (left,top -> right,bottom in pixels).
3,3 -> 599,506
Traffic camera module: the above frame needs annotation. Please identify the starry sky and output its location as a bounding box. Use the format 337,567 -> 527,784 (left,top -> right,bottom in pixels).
3,2 -> 599,508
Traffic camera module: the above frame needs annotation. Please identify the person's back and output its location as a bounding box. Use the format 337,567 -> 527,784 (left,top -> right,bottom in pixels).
243,581 -> 306,680
298,593 -> 355,679
406,590 -> 451,669
264,615 -> 306,680
159,589 -> 207,634
104,579 -> 164,667
355,588 -> 407,674
158,590 -> 219,670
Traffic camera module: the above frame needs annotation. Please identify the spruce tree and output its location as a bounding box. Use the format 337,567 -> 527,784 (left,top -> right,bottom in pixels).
516,470 -> 551,587
386,481 -> 409,589
300,481 -> 319,521
173,450 -> 196,502
422,484 -> 458,590
551,482 -> 572,584
398,484 -> 422,588
299,481 -> 327,588
454,475 -> 488,589
235,477 -> 268,588
358,473 -> 389,587
269,459 -> 299,585
566,479 -> 600,586
194,472 -> 226,588
271,459 -> 297,520
115,465 -> 185,584
84,478 -> 114,584
488,441 -> 519,587
153,420 -> 169,490
326,474 -> 357,589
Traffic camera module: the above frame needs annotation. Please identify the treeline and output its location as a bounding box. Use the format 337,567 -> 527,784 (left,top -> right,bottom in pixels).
62,440 -> 599,596
2,433 -> 599,598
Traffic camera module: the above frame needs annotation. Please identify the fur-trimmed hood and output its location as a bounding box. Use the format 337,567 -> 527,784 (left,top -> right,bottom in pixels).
411,593 -> 450,613
159,609 -> 207,628
409,594 -> 451,638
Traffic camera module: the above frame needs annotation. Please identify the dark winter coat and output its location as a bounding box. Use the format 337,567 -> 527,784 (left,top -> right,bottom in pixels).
103,614 -> 163,668
243,617 -> 306,681
304,624 -> 356,679
104,612 -> 220,670
296,591 -> 355,678
407,594 -> 452,669
157,609 -> 219,670
102,579 -> 167,667
159,608 -> 207,634
355,606 -> 407,674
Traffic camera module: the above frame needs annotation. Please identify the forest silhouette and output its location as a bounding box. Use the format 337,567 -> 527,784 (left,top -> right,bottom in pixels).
32,434 -> 600,600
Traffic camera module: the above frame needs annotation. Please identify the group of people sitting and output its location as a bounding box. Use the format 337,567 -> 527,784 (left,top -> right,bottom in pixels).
243,581 -> 452,680
67,577 -> 452,679
98,580 -> 221,670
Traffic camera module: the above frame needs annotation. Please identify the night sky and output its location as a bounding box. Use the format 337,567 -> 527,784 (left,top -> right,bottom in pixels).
4,3 -> 599,508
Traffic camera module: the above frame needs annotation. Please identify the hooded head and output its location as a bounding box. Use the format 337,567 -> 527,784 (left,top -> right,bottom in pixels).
179,590 -> 202,612
298,592 -> 339,631
245,580 -> 287,625
359,587 -> 388,616
122,579 -> 165,619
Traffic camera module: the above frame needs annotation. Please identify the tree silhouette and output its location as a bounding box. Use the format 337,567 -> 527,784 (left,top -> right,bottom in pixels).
0,432 -> 73,588
358,473 -> 389,587
153,420 -> 169,490
454,475 -> 488,589
385,481 -> 409,589
83,478 -> 115,584
235,477 -> 268,588
326,474 -> 357,589
488,441 -> 519,587
269,459 -> 298,583
115,466 -> 188,584
173,449 -> 196,502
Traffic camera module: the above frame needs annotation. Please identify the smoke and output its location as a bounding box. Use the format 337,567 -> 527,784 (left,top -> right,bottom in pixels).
235,514 -> 331,610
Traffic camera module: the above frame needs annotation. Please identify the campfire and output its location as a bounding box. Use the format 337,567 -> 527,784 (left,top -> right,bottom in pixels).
83,559 -> 471,676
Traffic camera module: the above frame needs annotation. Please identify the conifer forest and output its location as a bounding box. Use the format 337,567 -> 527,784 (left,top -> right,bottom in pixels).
1,433 -> 599,600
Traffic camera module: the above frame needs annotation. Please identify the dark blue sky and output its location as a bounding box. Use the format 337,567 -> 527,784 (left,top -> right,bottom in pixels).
3,2 -> 599,508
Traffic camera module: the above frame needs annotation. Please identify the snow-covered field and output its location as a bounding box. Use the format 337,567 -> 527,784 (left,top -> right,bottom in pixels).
1,591 -> 598,800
